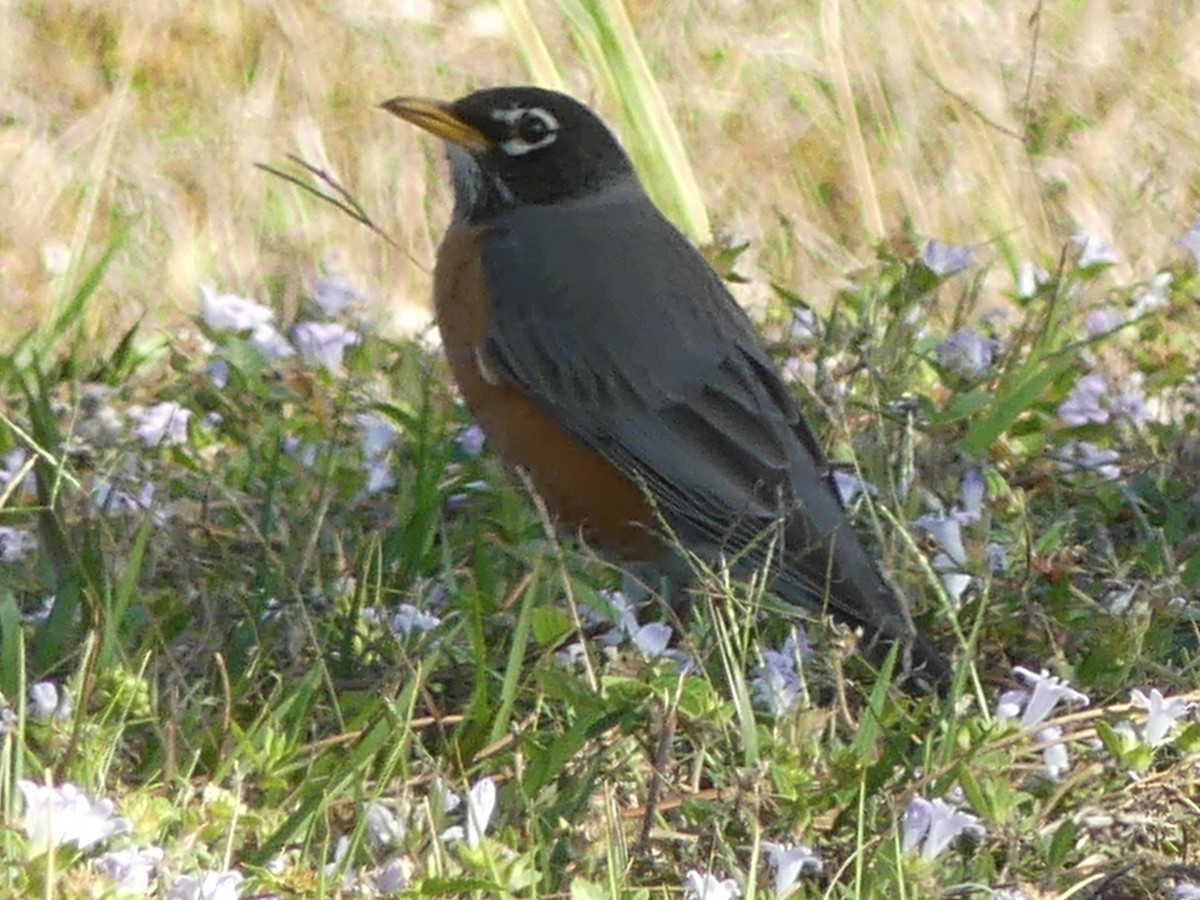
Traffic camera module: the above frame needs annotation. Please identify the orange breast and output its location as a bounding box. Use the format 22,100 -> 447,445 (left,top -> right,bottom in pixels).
434,225 -> 662,560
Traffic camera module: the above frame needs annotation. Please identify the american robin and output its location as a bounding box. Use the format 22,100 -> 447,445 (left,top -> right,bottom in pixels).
382,86 -> 949,688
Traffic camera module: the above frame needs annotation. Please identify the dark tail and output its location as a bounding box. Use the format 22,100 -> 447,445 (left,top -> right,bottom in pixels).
771,495 -> 952,693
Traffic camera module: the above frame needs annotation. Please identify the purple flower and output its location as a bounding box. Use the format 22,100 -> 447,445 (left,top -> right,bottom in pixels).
365,802 -> 404,849
790,307 -> 818,344
1057,373 -> 1110,426
167,870 -> 243,900
631,622 -> 672,658
439,777 -> 497,848
751,631 -> 810,716
941,572 -> 973,605
900,797 -> 985,861
311,273 -> 366,316
683,870 -> 741,900
1131,272 -> 1172,317
0,526 -> 37,562
762,841 -> 822,895
1083,307 -> 1124,337
832,470 -> 876,506
921,240 -> 973,277
373,859 -> 407,894
132,401 -> 192,447
465,776 -> 497,847
915,514 -> 967,567
96,847 -> 164,896
1130,688 -> 1192,747
293,322 -> 360,374
985,543 -> 1008,572
936,329 -> 1000,380
1070,233 -> 1119,269
17,780 -> 130,856
1174,882 -> 1200,900
1,448 -> 35,498
1176,217 -> 1200,272
1007,666 -> 1090,727
457,424 -> 487,458
1055,441 -> 1121,480
358,414 -> 397,459
583,590 -> 642,645
249,323 -> 295,362
1108,375 -> 1150,425
199,283 -> 275,332
959,470 -> 985,520
389,604 -> 441,637
206,359 -> 231,388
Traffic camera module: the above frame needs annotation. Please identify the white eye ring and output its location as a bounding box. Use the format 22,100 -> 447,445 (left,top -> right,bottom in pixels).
492,107 -> 559,156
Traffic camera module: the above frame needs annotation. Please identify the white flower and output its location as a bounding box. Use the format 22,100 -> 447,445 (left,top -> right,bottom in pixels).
465,776 -> 497,847
166,870 -> 244,900
17,780 -> 130,856
1015,262 -> 1048,299
133,402 -> 192,448
900,796 -> 985,861
293,322 -> 360,374
683,869 -> 741,900
762,841 -> 822,896
95,847 -> 165,896
199,284 -> 275,332
1037,725 -> 1071,780
1131,688 -> 1192,747
1012,667 -> 1090,727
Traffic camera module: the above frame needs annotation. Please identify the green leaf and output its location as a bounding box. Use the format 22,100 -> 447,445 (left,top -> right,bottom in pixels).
1047,818 -> 1076,870
959,351 -> 1077,454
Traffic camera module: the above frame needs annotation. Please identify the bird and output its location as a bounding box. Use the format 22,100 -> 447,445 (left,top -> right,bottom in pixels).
381,85 -> 949,689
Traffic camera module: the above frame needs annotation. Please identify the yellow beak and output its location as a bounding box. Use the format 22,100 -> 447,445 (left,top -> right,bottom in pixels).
379,96 -> 489,152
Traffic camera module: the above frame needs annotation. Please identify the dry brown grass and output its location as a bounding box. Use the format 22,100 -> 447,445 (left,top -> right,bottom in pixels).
2,0 -> 1198,342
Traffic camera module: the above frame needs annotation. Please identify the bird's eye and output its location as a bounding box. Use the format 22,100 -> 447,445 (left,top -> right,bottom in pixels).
497,107 -> 559,156
517,111 -> 551,145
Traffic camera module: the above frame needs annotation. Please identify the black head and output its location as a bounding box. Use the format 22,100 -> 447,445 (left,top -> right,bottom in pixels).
381,86 -> 636,224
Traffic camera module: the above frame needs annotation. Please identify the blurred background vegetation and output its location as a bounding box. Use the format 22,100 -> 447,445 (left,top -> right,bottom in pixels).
3,0 -> 1197,341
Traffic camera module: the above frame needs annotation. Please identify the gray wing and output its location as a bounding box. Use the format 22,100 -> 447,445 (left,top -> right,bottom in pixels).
478,181 -> 914,640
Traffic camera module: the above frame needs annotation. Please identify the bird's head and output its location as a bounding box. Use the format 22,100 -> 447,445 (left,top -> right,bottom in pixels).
381,86 -> 636,224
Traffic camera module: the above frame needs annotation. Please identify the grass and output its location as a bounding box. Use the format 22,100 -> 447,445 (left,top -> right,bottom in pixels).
2,1 -> 1200,898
